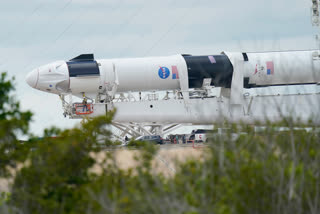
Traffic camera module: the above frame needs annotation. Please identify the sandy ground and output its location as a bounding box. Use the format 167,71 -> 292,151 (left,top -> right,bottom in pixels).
91,145 -> 208,177
0,146 -> 207,193
0,178 -> 10,192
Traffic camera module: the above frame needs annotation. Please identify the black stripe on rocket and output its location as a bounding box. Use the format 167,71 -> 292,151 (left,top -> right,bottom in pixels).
182,54 -> 234,88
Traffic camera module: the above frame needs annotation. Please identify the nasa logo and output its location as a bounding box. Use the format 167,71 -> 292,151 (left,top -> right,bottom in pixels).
158,66 -> 170,79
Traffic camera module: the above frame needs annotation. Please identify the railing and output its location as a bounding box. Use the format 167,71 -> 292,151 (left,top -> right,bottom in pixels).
73,103 -> 94,115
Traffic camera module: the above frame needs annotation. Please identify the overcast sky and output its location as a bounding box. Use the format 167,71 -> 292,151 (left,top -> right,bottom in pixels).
0,0 -> 318,136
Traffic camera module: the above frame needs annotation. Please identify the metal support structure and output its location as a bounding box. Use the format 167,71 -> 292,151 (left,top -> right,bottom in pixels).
311,0 -> 320,59
111,122 -> 188,140
60,94 -> 73,118
311,0 -> 320,26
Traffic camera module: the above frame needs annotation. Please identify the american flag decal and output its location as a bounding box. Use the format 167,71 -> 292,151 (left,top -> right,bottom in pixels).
172,65 -> 179,79
266,61 -> 274,75
208,55 -> 216,64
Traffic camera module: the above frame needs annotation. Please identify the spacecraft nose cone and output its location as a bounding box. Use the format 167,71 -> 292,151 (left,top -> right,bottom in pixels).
26,69 -> 38,88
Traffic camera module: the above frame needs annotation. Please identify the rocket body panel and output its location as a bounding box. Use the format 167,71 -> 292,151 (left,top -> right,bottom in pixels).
69,76 -> 101,95
98,60 -> 115,92
243,51 -> 320,87
97,55 -> 186,93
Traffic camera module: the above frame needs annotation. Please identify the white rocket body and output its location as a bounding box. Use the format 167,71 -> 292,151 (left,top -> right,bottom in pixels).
26,50 -> 320,100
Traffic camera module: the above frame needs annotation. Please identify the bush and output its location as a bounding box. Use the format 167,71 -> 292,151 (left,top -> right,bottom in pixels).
0,72 -> 319,213
0,72 -> 32,176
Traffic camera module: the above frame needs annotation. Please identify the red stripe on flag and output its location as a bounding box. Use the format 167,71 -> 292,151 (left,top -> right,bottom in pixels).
172,65 -> 179,79
266,61 -> 274,75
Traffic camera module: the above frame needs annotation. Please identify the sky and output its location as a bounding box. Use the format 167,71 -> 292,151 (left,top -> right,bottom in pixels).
0,0 -> 319,137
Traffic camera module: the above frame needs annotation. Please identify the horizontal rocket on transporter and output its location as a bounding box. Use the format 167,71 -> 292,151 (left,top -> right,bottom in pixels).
26,50 -> 320,99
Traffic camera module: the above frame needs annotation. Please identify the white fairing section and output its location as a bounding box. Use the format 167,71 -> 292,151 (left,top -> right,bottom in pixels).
97,54 -> 187,93
70,76 -> 100,95
238,51 -> 320,86
99,60 -> 115,92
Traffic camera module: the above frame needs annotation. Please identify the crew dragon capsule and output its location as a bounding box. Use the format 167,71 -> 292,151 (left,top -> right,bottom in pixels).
26,50 -> 320,99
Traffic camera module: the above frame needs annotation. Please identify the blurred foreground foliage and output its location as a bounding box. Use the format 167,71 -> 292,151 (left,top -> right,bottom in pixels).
0,72 -> 320,214
0,73 -> 32,177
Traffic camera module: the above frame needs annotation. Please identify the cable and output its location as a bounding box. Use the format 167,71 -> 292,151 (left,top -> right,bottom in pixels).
0,2 -> 46,67
42,0 -> 74,28
65,0 -> 147,57
22,1 -> 92,71
118,0 -> 194,58
117,0 -> 174,58
43,0 -> 109,57
98,0 -> 148,50
143,0 -> 198,57
61,0 -> 123,57
0,1 -> 74,69
0,2 -> 44,44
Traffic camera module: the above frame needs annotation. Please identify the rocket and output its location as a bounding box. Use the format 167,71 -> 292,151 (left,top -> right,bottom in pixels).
25,50 -> 320,126
26,50 -> 320,99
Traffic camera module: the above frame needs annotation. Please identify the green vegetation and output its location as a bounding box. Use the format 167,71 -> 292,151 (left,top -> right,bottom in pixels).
0,72 -> 319,213
0,73 -> 32,177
